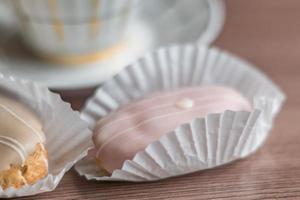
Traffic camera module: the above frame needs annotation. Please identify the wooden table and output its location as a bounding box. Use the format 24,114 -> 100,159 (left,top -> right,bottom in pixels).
16,0 -> 300,199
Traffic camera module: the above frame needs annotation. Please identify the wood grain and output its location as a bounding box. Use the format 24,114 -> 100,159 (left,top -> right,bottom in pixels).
14,0 -> 300,199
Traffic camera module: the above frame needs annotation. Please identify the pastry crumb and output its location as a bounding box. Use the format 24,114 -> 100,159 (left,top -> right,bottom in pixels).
0,143 -> 48,190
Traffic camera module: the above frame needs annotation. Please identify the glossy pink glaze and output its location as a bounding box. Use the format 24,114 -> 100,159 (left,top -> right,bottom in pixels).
93,86 -> 252,173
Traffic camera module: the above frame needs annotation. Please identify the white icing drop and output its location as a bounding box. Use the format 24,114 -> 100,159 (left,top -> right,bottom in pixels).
175,98 -> 194,109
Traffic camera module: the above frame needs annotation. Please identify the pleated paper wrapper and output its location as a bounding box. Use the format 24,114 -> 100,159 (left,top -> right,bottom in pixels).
75,45 -> 285,182
0,74 -> 93,198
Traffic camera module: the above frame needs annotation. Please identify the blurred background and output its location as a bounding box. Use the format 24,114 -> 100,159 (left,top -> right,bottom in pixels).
0,0 -> 225,104
0,0 -> 296,110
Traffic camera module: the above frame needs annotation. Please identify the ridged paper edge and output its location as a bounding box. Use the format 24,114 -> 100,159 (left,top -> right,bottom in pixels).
76,44 -> 285,182
0,74 -> 93,198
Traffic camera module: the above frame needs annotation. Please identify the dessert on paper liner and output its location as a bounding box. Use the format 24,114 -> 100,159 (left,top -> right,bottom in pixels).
75,45 -> 285,182
0,74 -> 92,198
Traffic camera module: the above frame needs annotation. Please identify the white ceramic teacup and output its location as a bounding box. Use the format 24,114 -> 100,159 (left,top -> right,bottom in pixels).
10,0 -> 134,64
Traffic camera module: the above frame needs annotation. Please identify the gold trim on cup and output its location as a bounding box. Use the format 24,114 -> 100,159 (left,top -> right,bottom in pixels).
89,0 -> 101,39
35,41 -> 126,66
48,0 -> 64,42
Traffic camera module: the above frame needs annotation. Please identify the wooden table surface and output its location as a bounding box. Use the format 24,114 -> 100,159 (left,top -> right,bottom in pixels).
14,0 -> 300,199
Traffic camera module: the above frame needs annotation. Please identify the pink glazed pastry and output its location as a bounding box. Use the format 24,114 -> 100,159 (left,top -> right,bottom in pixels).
93,86 -> 252,173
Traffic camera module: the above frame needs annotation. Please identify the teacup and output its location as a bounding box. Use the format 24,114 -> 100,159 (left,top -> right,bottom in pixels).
10,0 -> 134,65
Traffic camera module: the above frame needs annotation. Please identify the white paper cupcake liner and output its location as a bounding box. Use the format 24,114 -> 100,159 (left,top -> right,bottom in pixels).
75,45 -> 285,182
0,74 -> 93,198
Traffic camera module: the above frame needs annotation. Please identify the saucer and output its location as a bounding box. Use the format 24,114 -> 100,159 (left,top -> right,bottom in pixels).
0,0 -> 224,90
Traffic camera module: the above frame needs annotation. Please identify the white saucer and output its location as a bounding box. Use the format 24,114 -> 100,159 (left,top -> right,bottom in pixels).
0,0 -> 224,90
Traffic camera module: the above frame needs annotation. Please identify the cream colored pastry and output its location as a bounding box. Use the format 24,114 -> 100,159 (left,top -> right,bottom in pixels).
0,96 -> 48,190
